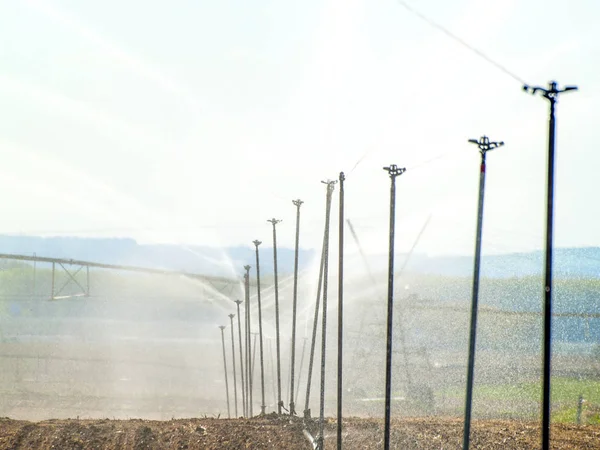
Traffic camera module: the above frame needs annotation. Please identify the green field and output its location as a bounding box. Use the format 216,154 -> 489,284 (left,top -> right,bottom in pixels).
439,377 -> 600,424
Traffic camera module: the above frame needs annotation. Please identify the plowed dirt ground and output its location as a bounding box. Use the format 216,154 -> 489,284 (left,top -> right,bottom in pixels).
0,416 -> 599,449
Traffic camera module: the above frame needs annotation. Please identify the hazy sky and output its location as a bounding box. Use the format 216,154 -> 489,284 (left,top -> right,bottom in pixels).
0,0 -> 597,258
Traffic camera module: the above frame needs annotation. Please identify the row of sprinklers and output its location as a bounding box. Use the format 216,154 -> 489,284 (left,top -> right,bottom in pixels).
217,81 -> 577,450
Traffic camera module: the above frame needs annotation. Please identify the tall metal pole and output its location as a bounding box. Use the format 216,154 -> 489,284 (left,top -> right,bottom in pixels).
234,299 -> 246,417
318,179 -> 337,450
382,164 -> 406,450
304,187 -> 332,419
267,218 -> 284,414
229,314 -> 239,418
253,240 -> 267,416
462,136 -> 504,450
523,80 -> 578,450
244,265 -> 253,417
290,199 -> 303,416
337,172 -> 345,450
219,325 -> 231,419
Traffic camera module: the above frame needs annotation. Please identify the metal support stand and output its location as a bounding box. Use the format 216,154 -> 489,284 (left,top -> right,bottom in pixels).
290,199 -> 303,416
234,299 -> 246,417
219,325 -> 231,419
318,179 -> 337,450
382,164 -> 406,450
50,261 -> 90,299
267,218 -> 284,414
463,136 -> 504,450
229,313 -> 239,418
253,240 -> 267,416
524,80 -> 577,450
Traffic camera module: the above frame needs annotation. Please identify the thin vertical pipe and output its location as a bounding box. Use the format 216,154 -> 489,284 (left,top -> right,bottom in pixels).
229,314 -> 238,418
268,218 -> 283,414
219,326 -> 231,419
244,266 -> 253,416
235,300 -> 246,417
290,199 -> 303,415
318,180 -> 336,449
337,172 -> 345,450
304,198 -> 330,418
382,165 -> 406,450
253,240 -> 267,415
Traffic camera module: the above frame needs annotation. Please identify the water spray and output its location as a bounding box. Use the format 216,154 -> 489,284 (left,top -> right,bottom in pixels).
290,199 -> 303,416
462,135 -> 504,450
318,179 -> 337,450
337,172 -> 345,450
244,265 -> 253,416
267,218 -> 284,414
219,325 -> 231,419
234,299 -> 246,417
228,313 -> 239,418
253,239 -> 267,416
382,164 -> 406,450
523,80 -> 577,450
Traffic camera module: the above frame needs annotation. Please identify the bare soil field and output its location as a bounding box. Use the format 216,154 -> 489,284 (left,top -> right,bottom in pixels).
321,417 -> 600,449
0,415 -> 308,450
1,416 -> 599,449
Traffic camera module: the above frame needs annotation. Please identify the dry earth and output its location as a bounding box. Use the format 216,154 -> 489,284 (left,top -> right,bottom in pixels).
0,416 -> 599,449
322,417 -> 600,449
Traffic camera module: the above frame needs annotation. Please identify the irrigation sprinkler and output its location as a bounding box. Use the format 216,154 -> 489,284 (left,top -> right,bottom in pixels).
304,183 -> 334,419
219,325 -> 231,419
462,136 -> 504,450
382,164 -> 406,450
337,172 -> 345,450
228,314 -> 239,418
523,80 -> 578,450
318,179 -> 337,450
290,199 -> 303,416
267,218 -> 284,414
244,265 -> 253,417
253,239 -> 267,416
234,300 -> 246,417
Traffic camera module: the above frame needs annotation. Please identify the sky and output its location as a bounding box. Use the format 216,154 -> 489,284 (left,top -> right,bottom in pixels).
0,0 -> 598,259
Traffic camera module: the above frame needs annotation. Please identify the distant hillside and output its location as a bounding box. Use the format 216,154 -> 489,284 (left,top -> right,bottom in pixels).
0,235 -> 599,279
0,235 -> 315,277
356,247 -> 600,279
